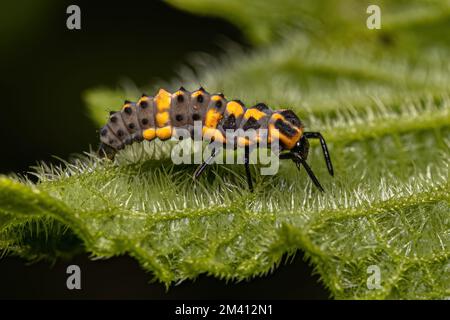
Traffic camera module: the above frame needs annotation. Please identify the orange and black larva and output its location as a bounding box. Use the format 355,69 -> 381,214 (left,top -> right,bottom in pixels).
98,87 -> 334,192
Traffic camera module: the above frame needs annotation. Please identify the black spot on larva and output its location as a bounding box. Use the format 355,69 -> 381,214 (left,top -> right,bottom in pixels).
109,111 -> 116,116
215,100 -> 222,108
133,133 -> 144,142
177,95 -> 184,103
222,114 -> 236,130
140,100 -> 148,108
175,114 -> 183,122
124,100 -> 131,105
218,93 -> 225,98
110,115 -> 118,123
192,113 -> 201,121
197,95 -> 204,103
141,118 -> 149,125
198,87 -> 205,92
124,107 -> 132,115
124,137 -> 133,145
274,119 -> 297,137
179,86 -> 186,92
109,139 -> 115,145
243,117 -> 260,130
128,123 -> 135,129
141,93 -> 148,98
117,129 -> 124,137
100,128 -> 108,136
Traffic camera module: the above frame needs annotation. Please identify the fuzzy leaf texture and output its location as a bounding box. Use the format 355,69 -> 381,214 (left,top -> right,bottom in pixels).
1,0 -> 450,299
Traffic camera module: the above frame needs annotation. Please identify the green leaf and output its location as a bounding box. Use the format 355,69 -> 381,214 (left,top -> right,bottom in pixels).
1,0 -> 450,299
1,95 -> 449,297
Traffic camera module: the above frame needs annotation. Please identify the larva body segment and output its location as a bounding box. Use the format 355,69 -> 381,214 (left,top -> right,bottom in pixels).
237,103 -> 274,147
98,87 -> 305,157
153,89 -> 172,140
136,95 -> 156,141
97,87 -> 334,192
121,102 -> 140,139
170,88 -> 191,130
100,111 -> 129,150
189,88 -> 211,126
99,125 -> 123,151
220,100 -> 245,133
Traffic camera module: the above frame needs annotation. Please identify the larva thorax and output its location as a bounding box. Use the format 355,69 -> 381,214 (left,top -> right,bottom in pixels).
99,87 -> 304,159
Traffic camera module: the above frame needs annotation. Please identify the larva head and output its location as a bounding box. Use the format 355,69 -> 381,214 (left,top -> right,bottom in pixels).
291,135 -> 310,160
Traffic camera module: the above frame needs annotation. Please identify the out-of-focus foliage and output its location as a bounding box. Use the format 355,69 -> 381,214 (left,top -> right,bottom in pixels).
0,1 -> 53,50
1,0 -> 449,299
168,0 -> 450,48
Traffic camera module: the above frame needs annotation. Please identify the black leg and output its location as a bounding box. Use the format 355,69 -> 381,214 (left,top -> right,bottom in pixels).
193,147 -> 217,179
304,132 -> 334,176
296,154 -> 325,192
244,146 -> 254,192
279,152 -> 301,169
279,152 -> 325,192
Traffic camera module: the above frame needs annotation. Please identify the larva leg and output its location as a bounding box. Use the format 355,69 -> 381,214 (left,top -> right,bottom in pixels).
244,146 -> 254,192
279,152 -> 325,192
303,132 -> 334,176
193,147 -> 217,180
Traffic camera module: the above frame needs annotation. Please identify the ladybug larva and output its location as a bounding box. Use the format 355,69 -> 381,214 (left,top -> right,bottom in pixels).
98,87 -> 334,192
